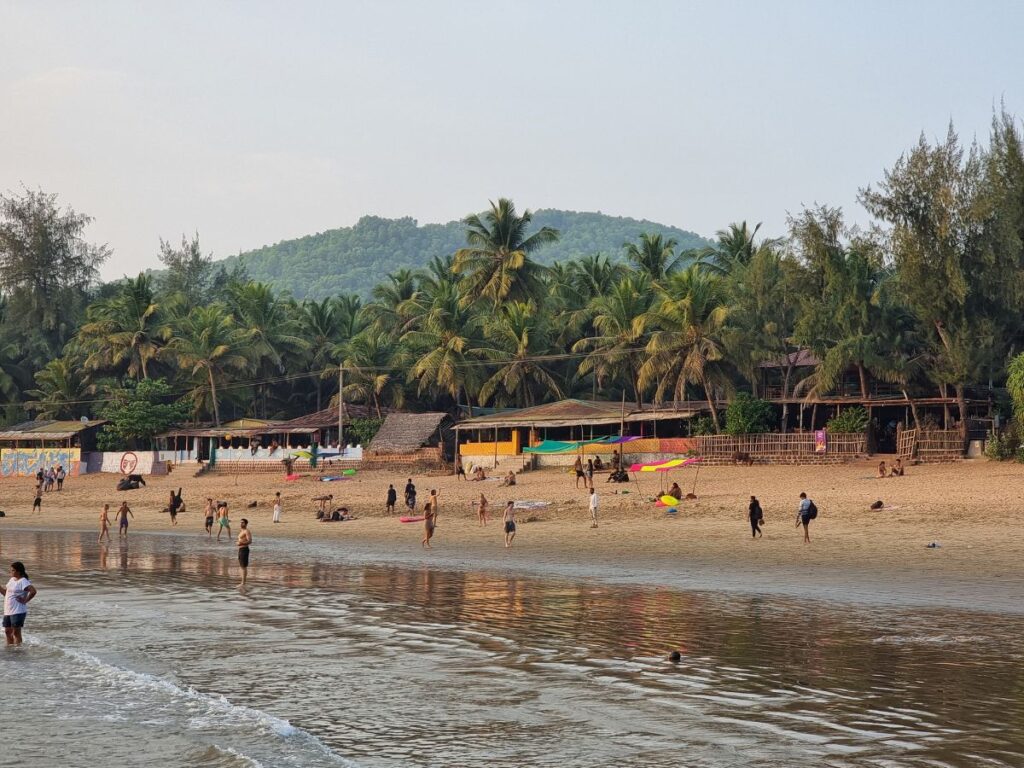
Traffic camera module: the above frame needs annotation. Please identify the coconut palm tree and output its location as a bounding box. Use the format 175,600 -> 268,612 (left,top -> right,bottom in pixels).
25,355 -> 90,419
400,279 -> 486,413
340,332 -> 407,418
572,274 -> 654,407
363,269 -> 420,340
453,198 -> 559,307
623,233 -> 680,283
77,274 -> 168,380
639,266 -> 731,431
478,301 -> 563,407
168,305 -> 252,425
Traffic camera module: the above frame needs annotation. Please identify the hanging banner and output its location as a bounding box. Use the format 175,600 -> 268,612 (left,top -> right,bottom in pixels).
814,429 -> 828,453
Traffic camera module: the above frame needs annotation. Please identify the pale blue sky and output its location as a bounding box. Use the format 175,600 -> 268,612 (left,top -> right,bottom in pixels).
2,1 -> 1022,279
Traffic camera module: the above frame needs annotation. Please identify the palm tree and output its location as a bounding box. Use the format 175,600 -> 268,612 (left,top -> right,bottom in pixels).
572,274 -> 654,407
699,221 -> 784,274
298,298 -> 346,411
623,233 -> 680,283
340,332 -> 406,418
363,269 -> 419,340
453,198 -> 559,307
639,266 -> 731,431
25,356 -> 89,419
400,280 -> 486,413
168,305 -> 252,425
478,301 -> 563,407
77,274 -> 168,380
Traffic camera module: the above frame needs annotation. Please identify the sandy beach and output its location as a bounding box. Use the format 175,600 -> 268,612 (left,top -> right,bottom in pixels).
4,460 -> 1023,606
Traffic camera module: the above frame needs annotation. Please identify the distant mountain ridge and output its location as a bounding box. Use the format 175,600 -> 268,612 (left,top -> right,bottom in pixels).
220,209 -> 711,299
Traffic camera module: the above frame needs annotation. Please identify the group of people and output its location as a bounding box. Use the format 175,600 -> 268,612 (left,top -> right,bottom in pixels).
877,459 -> 906,478
31,465 -> 68,512
746,492 -> 819,543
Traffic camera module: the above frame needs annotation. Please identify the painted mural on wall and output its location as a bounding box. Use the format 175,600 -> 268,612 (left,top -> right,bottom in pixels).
0,448 -> 81,477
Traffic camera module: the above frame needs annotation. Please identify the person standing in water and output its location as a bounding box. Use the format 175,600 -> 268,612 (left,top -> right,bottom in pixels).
216,503 -> 231,542
237,519 -> 252,586
204,498 -> 215,537
98,504 -> 112,544
272,491 -> 282,524
748,496 -> 763,538
116,501 -> 133,539
421,501 -> 436,549
1,561 -> 37,646
502,501 -> 516,547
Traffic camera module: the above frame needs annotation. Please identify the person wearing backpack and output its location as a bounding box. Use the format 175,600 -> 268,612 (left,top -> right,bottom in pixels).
796,492 -> 817,543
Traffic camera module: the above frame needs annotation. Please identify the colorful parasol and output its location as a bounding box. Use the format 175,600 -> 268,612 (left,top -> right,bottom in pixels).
629,457 -> 700,473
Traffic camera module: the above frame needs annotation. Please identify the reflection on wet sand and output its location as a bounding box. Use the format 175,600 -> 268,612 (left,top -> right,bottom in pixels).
6,529 -> 1024,767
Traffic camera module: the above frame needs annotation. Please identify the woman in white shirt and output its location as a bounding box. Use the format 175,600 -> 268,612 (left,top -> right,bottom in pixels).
1,561 -> 37,645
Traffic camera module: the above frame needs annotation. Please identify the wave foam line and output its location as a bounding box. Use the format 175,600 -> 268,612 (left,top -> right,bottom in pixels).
25,637 -> 357,766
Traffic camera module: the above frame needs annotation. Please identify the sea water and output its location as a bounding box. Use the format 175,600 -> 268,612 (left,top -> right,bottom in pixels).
1,529 -> 1022,767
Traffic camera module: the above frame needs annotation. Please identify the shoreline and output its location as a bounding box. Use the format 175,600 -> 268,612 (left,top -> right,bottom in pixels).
2,461 -> 1023,615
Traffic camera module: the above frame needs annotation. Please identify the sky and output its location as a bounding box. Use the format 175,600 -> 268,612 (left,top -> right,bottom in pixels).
1,1 -> 1022,280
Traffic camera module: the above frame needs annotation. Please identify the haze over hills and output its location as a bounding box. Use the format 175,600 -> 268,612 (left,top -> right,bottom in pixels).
218,209 -> 711,299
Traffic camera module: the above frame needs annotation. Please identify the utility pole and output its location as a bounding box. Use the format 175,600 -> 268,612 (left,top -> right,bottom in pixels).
338,364 -> 344,449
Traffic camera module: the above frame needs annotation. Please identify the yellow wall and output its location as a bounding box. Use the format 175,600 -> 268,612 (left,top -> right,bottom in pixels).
459,431 -> 521,456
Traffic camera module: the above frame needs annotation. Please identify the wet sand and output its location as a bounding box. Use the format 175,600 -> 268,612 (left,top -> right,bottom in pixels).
4,460 -> 1023,612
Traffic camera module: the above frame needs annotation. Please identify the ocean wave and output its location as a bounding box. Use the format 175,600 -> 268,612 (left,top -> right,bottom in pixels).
24,637 -> 356,766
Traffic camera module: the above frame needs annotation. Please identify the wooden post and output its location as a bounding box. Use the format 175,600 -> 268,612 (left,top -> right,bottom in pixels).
337,365 -> 345,450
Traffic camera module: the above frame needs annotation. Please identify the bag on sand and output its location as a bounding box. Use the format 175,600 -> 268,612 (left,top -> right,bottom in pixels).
807,500 -> 818,519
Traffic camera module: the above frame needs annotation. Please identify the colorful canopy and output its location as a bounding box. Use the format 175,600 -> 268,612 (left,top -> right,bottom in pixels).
629,457 -> 701,472
523,436 -> 643,454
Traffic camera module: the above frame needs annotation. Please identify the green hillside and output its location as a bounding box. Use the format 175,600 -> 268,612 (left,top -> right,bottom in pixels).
221,209 -> 710,299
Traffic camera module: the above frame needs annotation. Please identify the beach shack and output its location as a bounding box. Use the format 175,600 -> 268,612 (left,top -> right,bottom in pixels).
0,419 -> 107,477
455,398 -> 711,470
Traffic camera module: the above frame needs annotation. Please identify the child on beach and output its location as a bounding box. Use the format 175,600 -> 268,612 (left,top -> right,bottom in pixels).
116,501 -> 134,539
99,504 -> 111,543
877,461 -> 887,478
32,486 -> 42,513
386,484 -> 397,513
478,493 -> 488,526
503,502 -> 516,547
272,491 -> 282,523
204,498 -> 215,536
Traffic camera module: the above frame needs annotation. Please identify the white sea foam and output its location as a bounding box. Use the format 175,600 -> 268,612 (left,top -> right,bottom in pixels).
25,638 -> 357,766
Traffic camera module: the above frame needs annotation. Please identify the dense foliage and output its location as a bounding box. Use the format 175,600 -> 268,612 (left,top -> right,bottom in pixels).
724,394 -> 776,435
219,211 -> 710,299
2,110 -> 1023,439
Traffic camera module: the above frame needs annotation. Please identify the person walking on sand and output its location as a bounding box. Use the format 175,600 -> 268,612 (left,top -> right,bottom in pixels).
237,519 -> 252,586
116,501 -> 134,539
796,492 -> 814,544
386,484 -> 397,514
216,503 -> 231,542
56,465 -> 66,491
167,489 -> 180,526
421,501 -> 436,549
2,561 -> 37,646
32,486 -> 42,514
204,498 -> 215,537
588,487 -> 599,528
477,493 -> 489,526
748,495 -> 763,538
272,491 -> 282,524
574,456 -> 585,489
503,501 -> 516,547
98,504 -> 112,544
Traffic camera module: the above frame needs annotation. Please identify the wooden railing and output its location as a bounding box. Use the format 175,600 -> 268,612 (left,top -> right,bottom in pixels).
693,432 -> 865,462
896,428 -> 964,462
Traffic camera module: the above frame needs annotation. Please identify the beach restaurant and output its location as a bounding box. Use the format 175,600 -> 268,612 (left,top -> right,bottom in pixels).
0,419 -> 107,477
156,404 -> 378,465
455,398 -> 712,470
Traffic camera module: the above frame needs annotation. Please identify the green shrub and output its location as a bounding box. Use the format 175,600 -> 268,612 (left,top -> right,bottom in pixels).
689,415 -> 718,436
986,426 -> 1021,461
345,417 -> 384,446
825,406 -> 869,434
724,393 -> 776,435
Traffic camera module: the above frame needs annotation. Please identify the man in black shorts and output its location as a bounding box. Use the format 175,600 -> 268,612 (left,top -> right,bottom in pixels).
237,518 -> 252,586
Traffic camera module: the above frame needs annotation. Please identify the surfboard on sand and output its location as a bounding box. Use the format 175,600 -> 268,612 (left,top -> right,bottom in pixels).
400,516 -> 425,523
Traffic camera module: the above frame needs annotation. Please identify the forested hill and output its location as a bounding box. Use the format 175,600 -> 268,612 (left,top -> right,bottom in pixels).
220,209 -> 710,299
